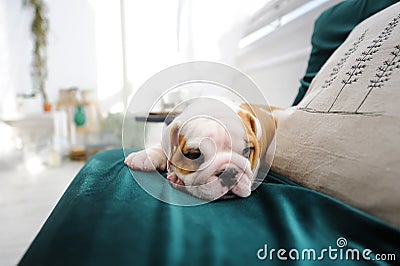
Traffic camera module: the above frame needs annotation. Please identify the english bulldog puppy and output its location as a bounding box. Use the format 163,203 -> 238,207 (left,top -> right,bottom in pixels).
125,98 -> 278,201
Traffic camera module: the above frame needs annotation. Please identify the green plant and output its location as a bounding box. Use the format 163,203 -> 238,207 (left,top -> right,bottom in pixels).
23,0 -> 49,103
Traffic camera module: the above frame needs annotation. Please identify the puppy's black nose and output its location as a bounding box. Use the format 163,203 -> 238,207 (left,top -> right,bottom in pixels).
216,168 -> 238,187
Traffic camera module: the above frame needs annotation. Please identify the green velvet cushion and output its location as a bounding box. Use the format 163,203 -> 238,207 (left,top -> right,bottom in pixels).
20,150 -> 400,265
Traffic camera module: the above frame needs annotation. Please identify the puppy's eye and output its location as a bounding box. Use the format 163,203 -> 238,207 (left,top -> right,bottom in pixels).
183,149 -> 202,160
242,147 -> 254,158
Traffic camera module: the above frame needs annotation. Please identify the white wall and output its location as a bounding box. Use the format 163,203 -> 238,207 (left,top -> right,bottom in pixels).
0,0 -> 97,117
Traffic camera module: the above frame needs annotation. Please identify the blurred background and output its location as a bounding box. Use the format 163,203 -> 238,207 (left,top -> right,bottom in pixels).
0,0 -> 341,264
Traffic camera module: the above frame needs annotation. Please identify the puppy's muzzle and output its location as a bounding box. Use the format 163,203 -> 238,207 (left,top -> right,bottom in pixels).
216,168 -> 238,188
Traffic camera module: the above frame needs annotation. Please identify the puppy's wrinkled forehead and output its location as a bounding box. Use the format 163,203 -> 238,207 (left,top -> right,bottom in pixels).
180,118 -> 230,148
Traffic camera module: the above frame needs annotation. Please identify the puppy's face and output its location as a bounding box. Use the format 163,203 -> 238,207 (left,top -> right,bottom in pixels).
163,103 -> 263,201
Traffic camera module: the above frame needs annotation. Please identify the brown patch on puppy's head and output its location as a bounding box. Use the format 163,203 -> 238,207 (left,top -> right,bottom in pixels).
238,106 -> 260,170
239,104 -> 277,172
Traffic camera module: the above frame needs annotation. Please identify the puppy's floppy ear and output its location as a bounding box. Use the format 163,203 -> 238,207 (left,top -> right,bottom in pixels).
162,121 -> 180,158
239,104 -> 262,140
169,123 -> 180,155
249,113 -> 262,140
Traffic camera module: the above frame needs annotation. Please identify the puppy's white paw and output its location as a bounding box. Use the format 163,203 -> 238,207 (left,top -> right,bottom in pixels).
125,146 -> 166,171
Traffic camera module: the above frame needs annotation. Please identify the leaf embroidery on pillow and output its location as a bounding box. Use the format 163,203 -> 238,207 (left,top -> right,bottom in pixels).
324,30 -> 368,89
303,30 -> 368,109
301,13 -> 400,116
328,14 -> 400,112
356,44 -> 400,112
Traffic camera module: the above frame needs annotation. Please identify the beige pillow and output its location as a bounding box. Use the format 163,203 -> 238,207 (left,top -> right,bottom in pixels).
272,2 -> 400,227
